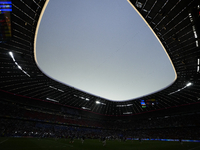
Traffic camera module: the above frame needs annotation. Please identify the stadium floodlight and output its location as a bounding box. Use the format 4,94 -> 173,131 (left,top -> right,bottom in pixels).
9,51 -> 15,61
18,65 -> 22,70
169,82 -> 192,95
49,86 -> 57,90
9,51 -> 13,57
49,86 -> 64,92
116,104 -> 133,107
123,112 -> 132,114
82,107 -> 91,110
194,31 -> 198,38
101,103 -> 106,105
116,105 -> 126,107
196,40 -> 199,47
186,82 -> 192,87
8,51 -> 30,77
46,98 -> 59,103
96,101 -> 100,104
57,89 -> 64,92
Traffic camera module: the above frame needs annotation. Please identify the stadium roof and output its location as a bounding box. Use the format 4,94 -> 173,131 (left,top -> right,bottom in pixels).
0,0 -> 200,116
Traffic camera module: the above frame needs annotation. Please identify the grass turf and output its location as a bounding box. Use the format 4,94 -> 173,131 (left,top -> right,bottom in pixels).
1,137 -> 200,150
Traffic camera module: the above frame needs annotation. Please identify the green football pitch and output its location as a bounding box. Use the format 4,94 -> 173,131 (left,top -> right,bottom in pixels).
1,137 -> 200,150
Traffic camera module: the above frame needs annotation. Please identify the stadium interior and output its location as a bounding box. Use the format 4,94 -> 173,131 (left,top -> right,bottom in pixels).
0,0 -> 200,147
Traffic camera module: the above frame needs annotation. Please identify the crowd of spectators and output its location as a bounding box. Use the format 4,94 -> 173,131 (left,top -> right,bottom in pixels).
1,118 -> 200,140
113,113 -> 200,130
0,118 -> 111,139
1,98 -> 200,140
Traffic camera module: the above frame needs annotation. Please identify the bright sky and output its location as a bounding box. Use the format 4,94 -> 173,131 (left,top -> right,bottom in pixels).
35,0 -> 176,101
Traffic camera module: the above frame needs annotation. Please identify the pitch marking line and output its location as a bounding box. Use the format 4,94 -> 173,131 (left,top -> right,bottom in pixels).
0,138 -> 8,144
189,145 -> 200,150
44,139 -> 73,148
